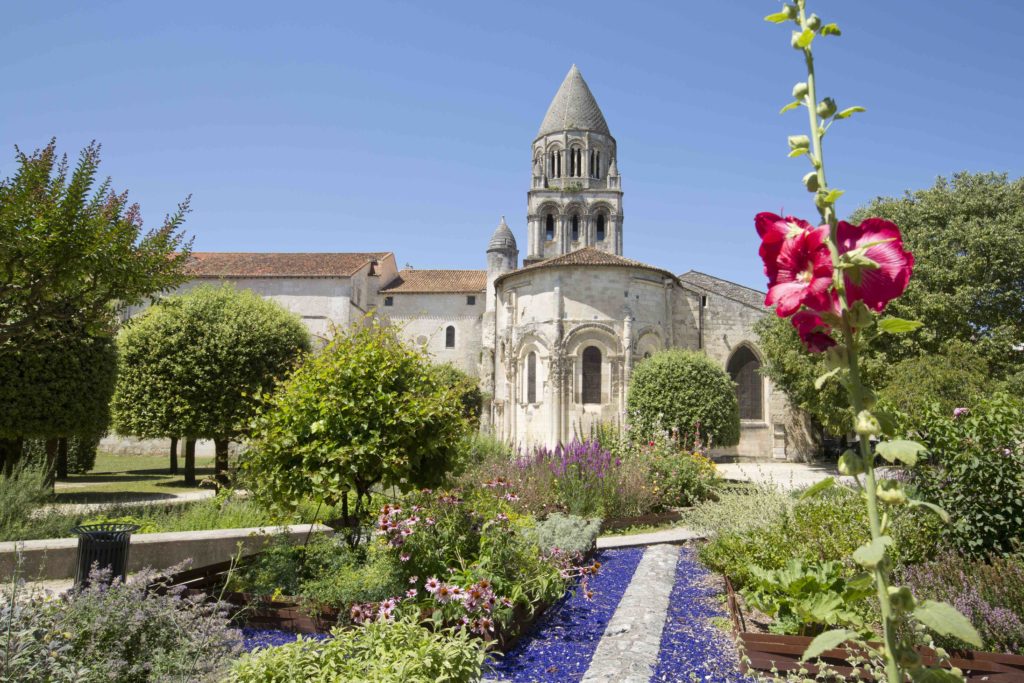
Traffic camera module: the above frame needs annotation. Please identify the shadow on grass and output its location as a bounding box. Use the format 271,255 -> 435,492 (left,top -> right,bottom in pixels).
53,490 -> 189,505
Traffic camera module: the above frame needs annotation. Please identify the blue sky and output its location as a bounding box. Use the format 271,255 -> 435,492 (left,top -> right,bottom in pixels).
2,1 -> 1022,290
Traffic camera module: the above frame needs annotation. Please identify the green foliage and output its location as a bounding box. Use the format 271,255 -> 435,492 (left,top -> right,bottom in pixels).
245,322 -> 468,512
432,363 -> 484,427
0,325 -> 116,444
0,463 -> 53,542
627,349 -> 740,447
229,616 -> 488,683
741,559 -> 874,636
0,140 -> 191,347
905,393 -> 1024,557
532,513 -> 602,556
0,565 -> 241,682
112,284 -> 310,442
878,340 -> 993,423
21,434 -> 102,474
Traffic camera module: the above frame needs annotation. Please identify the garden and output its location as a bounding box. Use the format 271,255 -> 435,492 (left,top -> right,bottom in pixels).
4,2 -> 1024,682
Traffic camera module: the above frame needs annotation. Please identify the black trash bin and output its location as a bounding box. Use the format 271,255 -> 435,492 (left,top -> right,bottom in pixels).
72,523 -> 140,588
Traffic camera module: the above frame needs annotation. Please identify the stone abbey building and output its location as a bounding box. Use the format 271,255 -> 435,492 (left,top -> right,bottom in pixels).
177,66 -> 814,460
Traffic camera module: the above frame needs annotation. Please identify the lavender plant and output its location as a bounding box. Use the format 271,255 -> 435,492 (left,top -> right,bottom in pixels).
761,2 -> 982,679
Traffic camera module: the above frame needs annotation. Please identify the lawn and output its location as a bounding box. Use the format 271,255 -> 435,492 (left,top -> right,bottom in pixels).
54,452 -> 217,504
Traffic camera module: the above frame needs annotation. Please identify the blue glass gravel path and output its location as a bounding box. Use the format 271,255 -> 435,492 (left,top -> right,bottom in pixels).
241,626 -> 330,651
651,547 -> 750,683
486,547 -> 644,682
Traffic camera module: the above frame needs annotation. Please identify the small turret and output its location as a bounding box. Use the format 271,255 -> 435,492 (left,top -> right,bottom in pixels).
486,217 -> 518,314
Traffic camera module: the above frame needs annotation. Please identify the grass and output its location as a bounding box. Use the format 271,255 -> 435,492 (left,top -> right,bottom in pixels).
55,452 -> 217,504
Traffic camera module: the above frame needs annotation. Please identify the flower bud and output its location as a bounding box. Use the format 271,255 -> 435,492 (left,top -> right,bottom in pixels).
783,4 -> 797,19
855,410 -> 881,436
788,134 -> 810,150
806,13 -> 821,31
792,82 -> 809,100
790,31 -> 803,49
876,479 -> 908,505
816,97 -> 837,118
838,449 -> 865,476
802,171 -> 820,192
888,586 -> 916,613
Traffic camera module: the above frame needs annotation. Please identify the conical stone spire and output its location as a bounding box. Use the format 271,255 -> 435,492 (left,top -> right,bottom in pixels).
537,65 -> 610,137
488,216 -> 517,252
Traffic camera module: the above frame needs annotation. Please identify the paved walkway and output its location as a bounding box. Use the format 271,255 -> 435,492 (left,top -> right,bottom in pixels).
715,460 -> 853,491
596,527 -> 701,549
581,544 -> 679,682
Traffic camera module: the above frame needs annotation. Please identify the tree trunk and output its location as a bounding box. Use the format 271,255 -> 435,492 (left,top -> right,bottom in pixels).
44,438 -> 58,490
184,438 -> 197,486
169,436 -> 178,474
213,438 -> 229,489
56,437 -> 69,480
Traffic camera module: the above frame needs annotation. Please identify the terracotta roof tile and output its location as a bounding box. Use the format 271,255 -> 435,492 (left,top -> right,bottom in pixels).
185,252 -> 391,278
678,270 -> 767,309
380,269 -> 486,294
495,247 -> 678,285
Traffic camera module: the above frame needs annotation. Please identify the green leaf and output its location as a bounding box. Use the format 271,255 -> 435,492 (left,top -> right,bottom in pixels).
913,600 -> 983,648
822,189 -> 845,204
799,477 -> 835,500
801,629 -> 858,661
853,535 -> 892,568
878,317 -> 924,334
814,367 -> 840,390
835,106 -> 866,119
796,28 -> 815,47
908,498 -> 951,524
788,147 -> 808,158
779,101 -> 801,114
875,439 -> 926,466
819,23 -> 842,37
764,11 -> 791,23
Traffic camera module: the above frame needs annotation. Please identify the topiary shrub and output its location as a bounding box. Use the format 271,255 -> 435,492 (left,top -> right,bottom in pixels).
627,349 -> 740,447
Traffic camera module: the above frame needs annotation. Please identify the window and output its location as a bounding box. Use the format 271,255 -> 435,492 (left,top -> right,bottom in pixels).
384,296 -> 394,307
571,214 -> 579,241
593,150 -> 600,178
527,352 -> 537,403
728,346 -> 763,420
445,326 -> 455,348
596,214 -> 606,241
545,214 -> 555,240
549,150 -> 561,178
581,346 -> 602,404
466,295 -> 476,305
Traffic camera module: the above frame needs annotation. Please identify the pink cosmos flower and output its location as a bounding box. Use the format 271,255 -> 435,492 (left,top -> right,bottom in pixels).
755,212 -> 816,276
764,225 -> 834,317
791,310 -> 837,353
835,218 -> 914,312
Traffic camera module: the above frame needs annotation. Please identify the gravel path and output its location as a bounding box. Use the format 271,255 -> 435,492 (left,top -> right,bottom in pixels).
485,547 -> 644,682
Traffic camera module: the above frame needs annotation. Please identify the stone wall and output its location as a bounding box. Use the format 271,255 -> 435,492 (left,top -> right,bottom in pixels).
378,292 -> 484,376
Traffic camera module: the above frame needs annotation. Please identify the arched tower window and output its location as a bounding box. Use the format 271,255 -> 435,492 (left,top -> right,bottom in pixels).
545,214 -> 555,240
728,346 -> 763,420
445,325 -> 456,349
581,346 -> 602,405
596,214 -> 606,241
526,352 -> 537,403
593,150 -> 601,178
571,214 -> 580,241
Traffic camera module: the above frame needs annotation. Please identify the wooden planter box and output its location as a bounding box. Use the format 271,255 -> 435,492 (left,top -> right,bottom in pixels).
153,555 -> 553,653
724,577 -> 1024,681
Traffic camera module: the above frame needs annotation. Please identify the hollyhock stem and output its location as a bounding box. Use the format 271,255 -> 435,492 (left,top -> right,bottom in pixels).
795,2 -> 900,679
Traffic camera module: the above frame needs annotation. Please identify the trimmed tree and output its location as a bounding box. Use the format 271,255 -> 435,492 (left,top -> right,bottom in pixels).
432,363 -> 484,427
244,322 -> 469,526
111,285 -> 309,486
0,323 -> 117,482
627,349 -> 740,448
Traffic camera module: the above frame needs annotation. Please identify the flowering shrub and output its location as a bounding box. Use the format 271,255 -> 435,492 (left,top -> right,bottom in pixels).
0,565 -> 241,682
901,553 -> 1024,654
758,2 -> 982,677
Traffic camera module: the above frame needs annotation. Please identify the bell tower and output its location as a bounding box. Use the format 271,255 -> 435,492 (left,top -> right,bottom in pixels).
526,65 -> 624,262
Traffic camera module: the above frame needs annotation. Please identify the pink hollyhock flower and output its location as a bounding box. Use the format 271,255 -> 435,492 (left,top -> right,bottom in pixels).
755,212 -> 816,275
765,225 -> 834,317
791,310 -> 837,353
836,218 -> 914,312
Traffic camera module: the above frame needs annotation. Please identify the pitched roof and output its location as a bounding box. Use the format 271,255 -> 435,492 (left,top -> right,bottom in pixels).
380,269 -> 487,294
537,65 -> 611,138
678,270 -> 767,310
495,247 -> 678,286
185,252 -> 391,278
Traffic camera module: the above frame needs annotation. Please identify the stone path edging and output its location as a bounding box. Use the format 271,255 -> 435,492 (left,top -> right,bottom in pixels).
596,526 -> 702,549
580,544 -> 679,682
